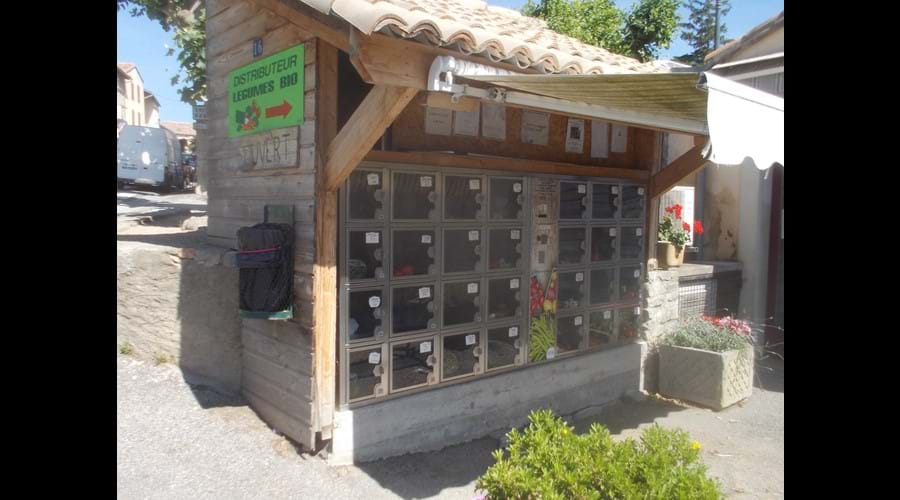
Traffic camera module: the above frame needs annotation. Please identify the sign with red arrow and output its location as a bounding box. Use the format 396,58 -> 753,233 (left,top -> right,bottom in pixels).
228,44 -> 304,138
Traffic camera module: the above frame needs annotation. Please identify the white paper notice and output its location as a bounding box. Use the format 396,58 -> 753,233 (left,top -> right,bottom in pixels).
609,228 -> 617,237
634,307 -> 641,315
509,326 -> 519,337
453,107 -> 480,137
565,118 -> 585,153
468,230 -> 479,241
421,234 -> 432,244
465,334 -> 476,346
467,283 -> 478,294
521,111 -> 549,145
577,184 -> 586,194
418,287 -> 431,299
420,341 -> 432,354
367,173 -> 380,185
481,102 -> 506,141
591,120 -> 609,158
575,272 -> 584,282
368,351 -> 381,364
420,176 -> 433,188
603,310 -> 611,319
368,296 -> 381,308
425,106 -> 452,136
574,316 -> 583,326
365,232 -> 379,244
509,278 -> 520,289
513,182 -> 522,193
510,229 -> 521,240
469,179 -> 481,190
636,228 -> 643,236
611,124 -> 628,153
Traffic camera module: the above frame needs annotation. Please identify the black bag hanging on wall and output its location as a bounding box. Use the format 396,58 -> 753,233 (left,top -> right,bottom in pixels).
235,223 -> 293,314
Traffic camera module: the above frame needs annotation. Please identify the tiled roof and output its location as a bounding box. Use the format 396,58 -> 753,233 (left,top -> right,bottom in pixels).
161,121 -> 196,137
118,62 -> 136,73
704,11 -> 784,66
300,0 -> 660,74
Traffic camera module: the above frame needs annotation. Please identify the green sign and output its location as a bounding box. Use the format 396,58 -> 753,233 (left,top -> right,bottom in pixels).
228,44 -> 304,137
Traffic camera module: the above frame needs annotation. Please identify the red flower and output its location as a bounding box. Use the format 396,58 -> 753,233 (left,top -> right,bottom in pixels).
674,204 -> 683,219
682,222 -> 690,231
694,220 -> 704,236
665,205 -> 674,213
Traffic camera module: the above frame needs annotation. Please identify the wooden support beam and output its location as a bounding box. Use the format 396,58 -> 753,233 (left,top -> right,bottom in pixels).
324,85 -> 419,191
264,0 -> 350,52
349,29 -> 434,89
649,142 -> 709,199
313,40 -> 339,440
365,150 -> 650,182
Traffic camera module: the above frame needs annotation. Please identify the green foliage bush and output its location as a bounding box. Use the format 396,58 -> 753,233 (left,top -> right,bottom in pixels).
476,409 -> 722,499
660,316 -> 752,354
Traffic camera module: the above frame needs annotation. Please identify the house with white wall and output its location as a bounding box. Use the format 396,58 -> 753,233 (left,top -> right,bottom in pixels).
117,62 -> 160,127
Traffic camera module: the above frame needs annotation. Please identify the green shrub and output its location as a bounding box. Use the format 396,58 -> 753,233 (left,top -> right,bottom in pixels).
660,316 -> 751,353
476,409 -> 722,500
119,341 -> 134,356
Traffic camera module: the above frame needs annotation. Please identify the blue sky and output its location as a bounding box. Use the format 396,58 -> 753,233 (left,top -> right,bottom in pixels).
117,1 -> 783,123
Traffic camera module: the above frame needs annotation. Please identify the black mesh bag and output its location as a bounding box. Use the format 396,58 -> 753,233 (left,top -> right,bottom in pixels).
236,223 -> 293,313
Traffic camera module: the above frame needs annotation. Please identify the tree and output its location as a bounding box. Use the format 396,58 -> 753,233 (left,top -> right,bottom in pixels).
117,0 -> 206,105
676,0 -> 731,64
522,0 -> 679,62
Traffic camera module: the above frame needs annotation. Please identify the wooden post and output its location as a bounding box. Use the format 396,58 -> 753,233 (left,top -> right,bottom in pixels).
313,39 -> 339,440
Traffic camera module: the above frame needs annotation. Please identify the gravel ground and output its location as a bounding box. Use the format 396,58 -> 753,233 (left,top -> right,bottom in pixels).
117,355 -> 783,499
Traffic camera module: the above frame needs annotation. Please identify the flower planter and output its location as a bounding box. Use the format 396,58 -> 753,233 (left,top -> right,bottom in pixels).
656,242 -> 684,268
658,344 -> 753,410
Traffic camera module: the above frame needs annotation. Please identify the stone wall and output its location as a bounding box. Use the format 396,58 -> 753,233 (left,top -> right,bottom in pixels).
639,270 -> 680,393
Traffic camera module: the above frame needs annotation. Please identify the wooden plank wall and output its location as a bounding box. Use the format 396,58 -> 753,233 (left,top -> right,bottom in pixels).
390,100 -> 659,172
205,0 -> 319,450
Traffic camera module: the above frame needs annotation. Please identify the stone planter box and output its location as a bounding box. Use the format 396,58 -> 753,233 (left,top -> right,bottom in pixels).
658,344 -> 753,410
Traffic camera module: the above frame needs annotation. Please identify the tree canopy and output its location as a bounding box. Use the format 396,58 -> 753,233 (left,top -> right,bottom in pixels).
676,0 -> 732,64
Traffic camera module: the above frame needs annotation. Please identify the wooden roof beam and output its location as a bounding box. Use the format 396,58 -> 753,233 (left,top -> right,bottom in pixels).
649,136 -> 709,199
324,85 -> 419,191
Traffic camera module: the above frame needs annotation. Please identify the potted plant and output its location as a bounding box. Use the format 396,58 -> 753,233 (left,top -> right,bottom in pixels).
657,204 -> 703,268
658,315 -> 754,410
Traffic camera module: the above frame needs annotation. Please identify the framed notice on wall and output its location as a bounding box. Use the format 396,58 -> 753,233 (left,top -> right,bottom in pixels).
521,111 -> 549,145
228,44 -> 305,138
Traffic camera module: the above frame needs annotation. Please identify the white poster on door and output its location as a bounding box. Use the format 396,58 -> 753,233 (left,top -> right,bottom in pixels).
591,120 -> 609,158
453,106 -> 480,137
611,124 -> 628,152
481,102 -> 506,141
565,118 -> 585,153
425,106 -> 452,136
521,110 -> 549,145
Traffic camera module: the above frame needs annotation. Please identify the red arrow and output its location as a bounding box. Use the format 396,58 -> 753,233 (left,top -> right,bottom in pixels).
265,99 -> 293,119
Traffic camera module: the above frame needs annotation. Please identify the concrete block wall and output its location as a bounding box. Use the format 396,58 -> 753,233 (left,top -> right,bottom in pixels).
639,270 -> 680,393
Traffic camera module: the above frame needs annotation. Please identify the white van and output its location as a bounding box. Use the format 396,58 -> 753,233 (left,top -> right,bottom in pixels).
117,125 -> 187,190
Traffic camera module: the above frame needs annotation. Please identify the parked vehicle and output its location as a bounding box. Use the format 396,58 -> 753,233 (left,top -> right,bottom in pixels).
117,125 -> 188,190
182,153 -> 197,183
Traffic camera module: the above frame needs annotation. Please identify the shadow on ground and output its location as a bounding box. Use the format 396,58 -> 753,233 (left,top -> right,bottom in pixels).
117,228 -> 208,249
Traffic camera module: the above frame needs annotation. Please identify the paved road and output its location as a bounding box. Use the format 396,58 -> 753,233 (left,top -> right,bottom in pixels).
117,188 -> 207,220
117,355 -> 783,499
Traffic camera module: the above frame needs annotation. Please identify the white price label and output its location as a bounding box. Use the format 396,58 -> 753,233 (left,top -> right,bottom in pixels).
575,272 -> 584,282
513,182 -> 522,193
633,269 -> 640,278
603,310 -> 612,319
421,234 -> 432,244
509,278 -> 520,289
609,228 -> 617,237
577,184 -> 586,194
467,283 -> 478,294
469,179 -> 481,190
611,186 -> 619,194
465,334 -> 476,346
636,228 -> 643,236
574,316 -> 583,326
468,230 -> 479,241
367,173 -> 380,186
634,307 -> 641,315
368,351 -> 381,364
509,326 -> 519,337
368,296 -> 381,308
420,176 -> 433,188
418,287 -> 431,299
637,187 -> 645,196
420,341 -> 432,354
365,232 -> 380,244
510,229 -> 521,240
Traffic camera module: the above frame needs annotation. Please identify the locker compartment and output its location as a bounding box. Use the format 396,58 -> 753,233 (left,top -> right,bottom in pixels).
348,289 -> 384,342
391,338 -> 436,391
619,265 -> 642,302
489,228 -> 524,271
559,181 -> 588,220
487,276 -> 522,320
392,229 -> 436,278
441,331 -> 482,380
348,229 -> 385,281
588,309 -> 616,347
592,183 -> 618,220
392,172 -> 437,220
486,325 -> 522,370
556,314 -> 585,354
590,226 -> 617,262
444,228 -> 483,274
442,280 -> 482,327
621,185 -> 645,219
557,271 -> 586,311
617,306 -> 641,342
348,169 -> 385,221
347,345 -> 386,402
558,227 -> 587,266
490,177 -> 525,220
392,284 -> 437,334
619,226 -> 644,261
590,268 -> 616,305
444,175 -> 484,220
